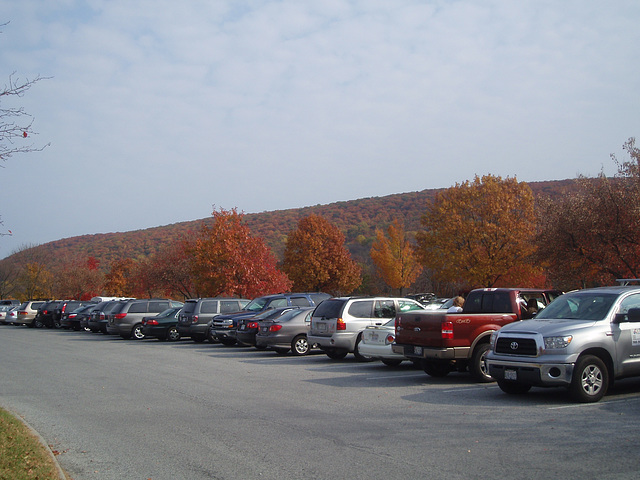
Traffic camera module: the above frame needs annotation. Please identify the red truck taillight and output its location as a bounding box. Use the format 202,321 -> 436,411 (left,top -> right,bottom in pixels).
441,321 -> 454,339
337,318 -> 346,330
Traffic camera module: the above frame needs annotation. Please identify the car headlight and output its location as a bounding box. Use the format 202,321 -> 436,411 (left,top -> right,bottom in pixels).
543,335 -> 572,350
489,331 -> 498,350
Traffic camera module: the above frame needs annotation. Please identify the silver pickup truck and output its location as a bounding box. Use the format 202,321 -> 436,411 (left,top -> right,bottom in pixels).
486,284 -> 640,402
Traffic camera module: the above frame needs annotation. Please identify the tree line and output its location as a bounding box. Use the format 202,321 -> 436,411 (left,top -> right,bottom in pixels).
1,138 -> 638,301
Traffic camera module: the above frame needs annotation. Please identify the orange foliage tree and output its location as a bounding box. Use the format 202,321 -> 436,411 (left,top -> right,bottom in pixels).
416,174 -> 542,288
282,215 -> 361,295
183,208 -> 291,298
103,258 -> 137,297
149,241 -> 195,300
370,220 -> 422,295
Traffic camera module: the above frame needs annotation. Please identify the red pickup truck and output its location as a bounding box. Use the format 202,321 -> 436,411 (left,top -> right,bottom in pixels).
392,288 -> 562,382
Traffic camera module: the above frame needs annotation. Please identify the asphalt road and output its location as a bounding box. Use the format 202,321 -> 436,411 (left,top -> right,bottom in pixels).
1,325 -> 639,480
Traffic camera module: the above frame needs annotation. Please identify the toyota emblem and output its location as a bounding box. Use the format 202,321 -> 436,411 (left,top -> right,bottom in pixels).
510,341 -> 519,350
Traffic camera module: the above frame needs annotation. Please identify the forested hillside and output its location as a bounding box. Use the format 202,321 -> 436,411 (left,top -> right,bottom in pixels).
9,179 -> 574,272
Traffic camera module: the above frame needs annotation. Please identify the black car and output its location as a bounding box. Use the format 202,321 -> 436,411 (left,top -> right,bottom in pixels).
211,292 -> 331,346
235,307 -> 300,347
141,307 -> 183,341
88,300 -> 127,334
34,300 -> 64,328
58,300 -> 95,330
60,303 -> 98,331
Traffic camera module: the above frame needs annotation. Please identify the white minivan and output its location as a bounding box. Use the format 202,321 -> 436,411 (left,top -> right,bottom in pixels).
308,297 -> 425,361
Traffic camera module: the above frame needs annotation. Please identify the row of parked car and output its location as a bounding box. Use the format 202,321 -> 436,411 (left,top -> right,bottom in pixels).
0,293 -> 452,363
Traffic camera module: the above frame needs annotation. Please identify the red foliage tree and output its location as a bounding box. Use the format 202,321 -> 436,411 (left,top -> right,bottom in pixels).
183,208 -> 291,298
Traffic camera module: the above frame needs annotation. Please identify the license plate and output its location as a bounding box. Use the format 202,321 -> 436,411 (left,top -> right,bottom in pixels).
317,323 -> 327,332
414,346 -> 423,355
505,369 -> 517,381
370,332 -> 379,341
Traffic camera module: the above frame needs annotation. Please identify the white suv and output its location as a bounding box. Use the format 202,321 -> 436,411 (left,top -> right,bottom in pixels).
308,297 -> 425,361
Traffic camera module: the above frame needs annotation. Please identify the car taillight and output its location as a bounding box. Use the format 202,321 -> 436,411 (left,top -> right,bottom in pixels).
192,315 -> 199,324
147,320 -> 159,326
69,314 -> 77,319
18,311 -> 26,316
269,324 -> 282,332
61,304 -> 67,313
247,321 -> 259,329
100,313 -> 105,320
441,321 -> 454,339
337,318 -> 346,330
115,313 -> 127,319
385,334 -> 395,345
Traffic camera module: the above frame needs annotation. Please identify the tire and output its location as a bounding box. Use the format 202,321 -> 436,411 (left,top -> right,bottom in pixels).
192,334 -> 206,343
291,335 -> 310,356
53,319 -> 61,329
219,337 -> 237,346
255,344 -> 267,351
131,324 -> 145,340
470,343 -> 494,383
569,355 -> 608,403
353,334 -> 374,362
325,349 -> 348,360
382,359 -> 403,367
422,360 -> 451,378
207,330 -> 218,343
497,380 -> 532,395
165,326 -> 180,342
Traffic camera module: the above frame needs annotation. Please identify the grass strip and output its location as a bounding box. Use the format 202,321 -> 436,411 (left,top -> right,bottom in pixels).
0,407 -> 62,480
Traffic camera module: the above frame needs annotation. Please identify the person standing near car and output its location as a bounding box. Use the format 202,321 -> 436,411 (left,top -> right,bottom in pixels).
447,296 -> 465,313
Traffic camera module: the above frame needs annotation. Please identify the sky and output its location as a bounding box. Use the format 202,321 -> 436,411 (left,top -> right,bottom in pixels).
1,0 -> 639,258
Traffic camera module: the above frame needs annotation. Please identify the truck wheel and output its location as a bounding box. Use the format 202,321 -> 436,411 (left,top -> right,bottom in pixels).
569,355 -> 608,403
497,380 -> 531,395
422,360 -> 451,378
470,343 -> 494,383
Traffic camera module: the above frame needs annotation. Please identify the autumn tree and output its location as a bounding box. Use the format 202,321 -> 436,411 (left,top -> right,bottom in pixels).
370,220 -> 422,295
536,138 -> 640,290
415,174 -> 542,288
183,208 -> 291,298
103,258 -> 137,297
53,256 -> 104,300
282,215 -> 361,295
148,241 -> 195,300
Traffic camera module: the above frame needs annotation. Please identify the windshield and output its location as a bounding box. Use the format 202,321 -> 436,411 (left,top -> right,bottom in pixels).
244,297 -> 269,312
535,292 -> 618,321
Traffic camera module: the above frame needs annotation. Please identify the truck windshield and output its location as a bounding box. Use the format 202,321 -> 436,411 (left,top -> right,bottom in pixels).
535,293 -> 618,321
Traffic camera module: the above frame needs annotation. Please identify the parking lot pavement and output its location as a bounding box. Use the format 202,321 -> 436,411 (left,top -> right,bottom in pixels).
1,326 -> 639,480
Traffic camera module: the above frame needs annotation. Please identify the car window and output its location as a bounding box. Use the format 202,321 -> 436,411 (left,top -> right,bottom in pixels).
149,301 -> 169,313
397,299 -> 424,312
313,299 -> 345,318
244,297 -> 269,312
617,294 -> 640,315
200,300 -> 218,314
267,298 -> 288,308
348,300 -> 374,318
374,300 -> 396,318
128,302 -> 148,314
220,301 -> 240,313
290,297 -> 311,307
182,301 -> 197,314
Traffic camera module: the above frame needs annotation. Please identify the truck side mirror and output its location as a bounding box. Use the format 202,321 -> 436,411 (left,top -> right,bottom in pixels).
614,308 -> 640,324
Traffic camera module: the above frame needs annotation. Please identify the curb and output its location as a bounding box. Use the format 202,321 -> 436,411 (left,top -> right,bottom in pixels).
6,409 -> 67,480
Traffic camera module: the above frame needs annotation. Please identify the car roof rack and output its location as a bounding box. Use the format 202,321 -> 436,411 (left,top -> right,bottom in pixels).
616,279 -> 640,286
